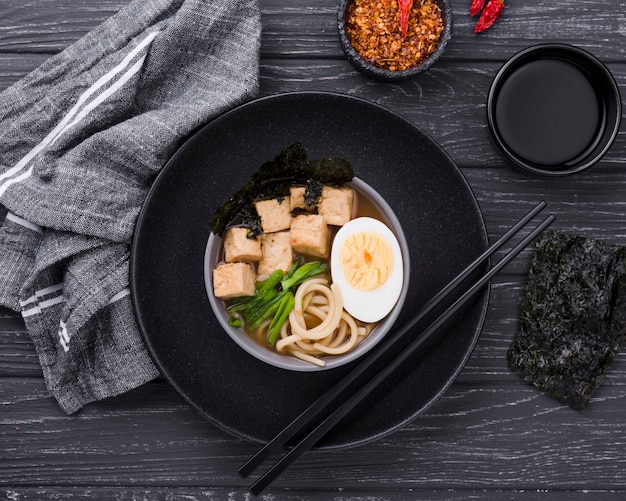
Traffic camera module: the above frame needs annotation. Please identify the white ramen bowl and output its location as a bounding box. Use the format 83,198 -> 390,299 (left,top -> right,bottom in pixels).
204,178 -> 410,371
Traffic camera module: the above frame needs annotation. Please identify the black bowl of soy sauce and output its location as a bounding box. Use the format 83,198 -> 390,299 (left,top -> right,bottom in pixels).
487,44 -> 621,176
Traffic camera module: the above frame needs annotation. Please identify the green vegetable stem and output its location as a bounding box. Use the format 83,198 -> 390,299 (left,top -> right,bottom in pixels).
267,292 -> 295,346
227,258 -> 327,346
281,257 -> 327,290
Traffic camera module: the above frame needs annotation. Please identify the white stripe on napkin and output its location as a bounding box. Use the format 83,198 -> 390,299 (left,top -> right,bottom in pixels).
20,283 -> 64,308
108,287 -> 130,304
21,286 -> 130,319
0,30 -> 160,198
21,294 -> 65,318
20,283 -> 65,317
59,320 -> 70,352
5,212 -> 44,233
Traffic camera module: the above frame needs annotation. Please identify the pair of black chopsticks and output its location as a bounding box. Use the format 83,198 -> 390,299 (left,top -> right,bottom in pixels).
239,200 -> 555,495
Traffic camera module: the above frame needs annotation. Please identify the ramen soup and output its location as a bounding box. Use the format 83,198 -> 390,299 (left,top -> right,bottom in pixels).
210,181 -> 405,367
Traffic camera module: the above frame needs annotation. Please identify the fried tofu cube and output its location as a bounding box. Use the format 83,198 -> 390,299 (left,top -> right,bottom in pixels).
254,198 -> 292,233
223,227 -> 262,263
289,186 -> 318,212
258,231 -> 293,276
213,262 -> 256,299
290,214 -> 329,258
318,186 -> 354,226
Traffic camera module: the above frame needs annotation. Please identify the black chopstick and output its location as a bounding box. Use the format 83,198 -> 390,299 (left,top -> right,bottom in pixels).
239,200 -> 547,479
242,202 -> 554,495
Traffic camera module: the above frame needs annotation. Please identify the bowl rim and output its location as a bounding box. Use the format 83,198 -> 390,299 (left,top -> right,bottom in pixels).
337,0 -> 453,81
486,43 -> 622,176
204,177 -> 411,372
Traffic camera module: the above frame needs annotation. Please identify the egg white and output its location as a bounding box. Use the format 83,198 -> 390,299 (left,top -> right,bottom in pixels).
330,217 -> 404,323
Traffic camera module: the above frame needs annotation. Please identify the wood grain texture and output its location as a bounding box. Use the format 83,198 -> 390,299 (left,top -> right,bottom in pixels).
1,0 -> 626,498
0,0 -> 625,61
2,489 -> 626,501
2,378 -> 626,493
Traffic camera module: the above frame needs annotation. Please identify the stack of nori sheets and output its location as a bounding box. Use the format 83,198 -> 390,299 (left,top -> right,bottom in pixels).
507,230 -> 626,410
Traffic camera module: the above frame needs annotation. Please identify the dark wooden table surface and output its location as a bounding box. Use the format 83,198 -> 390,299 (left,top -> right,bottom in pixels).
2,0 -> 626,499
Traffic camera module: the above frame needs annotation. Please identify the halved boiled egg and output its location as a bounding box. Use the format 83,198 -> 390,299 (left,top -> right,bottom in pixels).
330,217 -> 404,323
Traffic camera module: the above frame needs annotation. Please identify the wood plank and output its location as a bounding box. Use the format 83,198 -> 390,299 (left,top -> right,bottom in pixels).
2,378 -> 626,490
1,486 -> 625,501
0,53 -> 49,89
0,0 -> 121,52
0,0 -> 625,61
0,308 -> 41,377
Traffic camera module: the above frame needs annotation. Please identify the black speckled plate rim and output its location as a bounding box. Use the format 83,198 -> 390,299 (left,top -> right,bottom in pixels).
130,91 -> 490,450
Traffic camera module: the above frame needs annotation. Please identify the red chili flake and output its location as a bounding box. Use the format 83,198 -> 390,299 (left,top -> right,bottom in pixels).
398,0 -> 414,38
474,0 -> 505,33
470,0 -> 486,16
345,0 -> 444,72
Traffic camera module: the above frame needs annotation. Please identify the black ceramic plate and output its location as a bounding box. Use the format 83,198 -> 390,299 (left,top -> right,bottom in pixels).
131,92 -> 489,449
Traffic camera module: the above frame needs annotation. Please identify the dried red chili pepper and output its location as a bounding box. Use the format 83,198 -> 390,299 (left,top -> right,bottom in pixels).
470,0 -> 486,16
398,0 -> 414,38
474,0 -> 505,33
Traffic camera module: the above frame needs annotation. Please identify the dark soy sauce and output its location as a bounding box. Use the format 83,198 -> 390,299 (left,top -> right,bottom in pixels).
494,58 -> 601,166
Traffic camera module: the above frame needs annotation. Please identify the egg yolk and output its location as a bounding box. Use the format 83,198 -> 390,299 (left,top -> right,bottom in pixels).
340,231 -> 394,291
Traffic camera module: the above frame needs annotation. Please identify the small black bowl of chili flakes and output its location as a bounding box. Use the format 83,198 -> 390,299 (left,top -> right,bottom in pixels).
338,0 -> 452,81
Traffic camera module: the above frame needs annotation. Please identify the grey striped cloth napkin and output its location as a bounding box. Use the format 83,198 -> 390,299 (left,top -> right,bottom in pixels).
0,0 -> 260,413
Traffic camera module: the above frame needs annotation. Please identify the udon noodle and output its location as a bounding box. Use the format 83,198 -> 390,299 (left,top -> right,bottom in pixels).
265,277 -> 372,367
